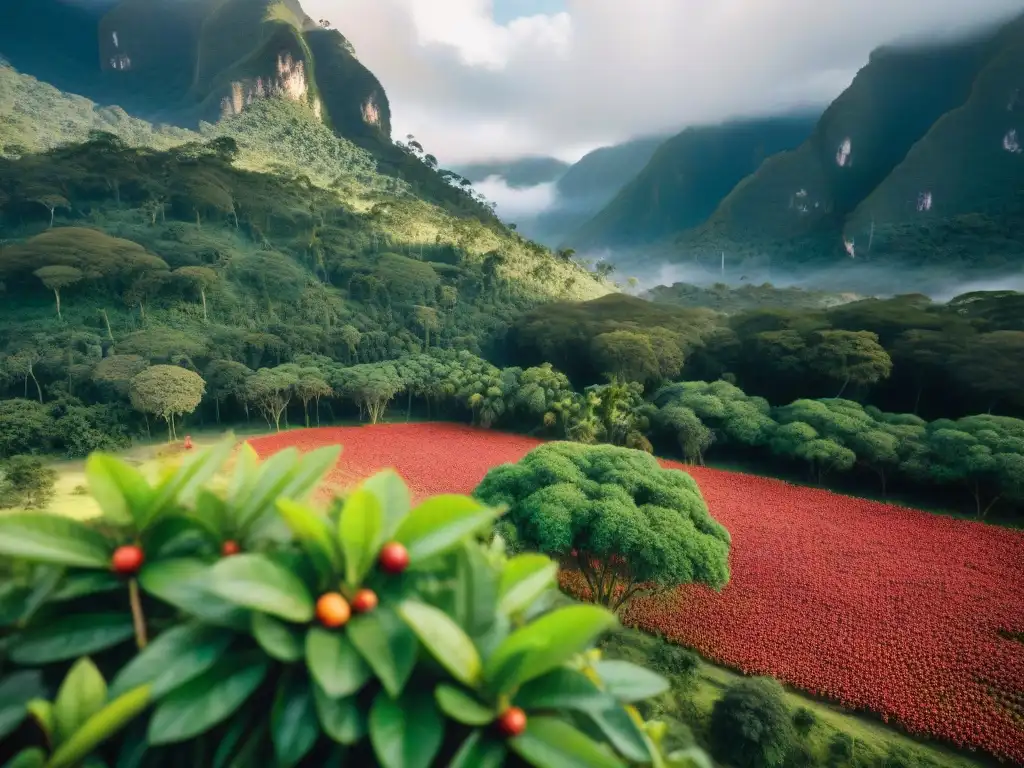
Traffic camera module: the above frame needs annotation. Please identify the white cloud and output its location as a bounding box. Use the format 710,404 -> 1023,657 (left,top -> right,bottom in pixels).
308,0 -> 1023,163
472,175 -> 559,218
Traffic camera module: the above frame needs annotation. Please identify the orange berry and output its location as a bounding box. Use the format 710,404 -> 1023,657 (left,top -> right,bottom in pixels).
221,540 -> 240,556
497,706 -> 527,737
351,588 -> 378,613
111,545 -> 144,575
379,542 -> 410,574
316,592 -> 351,628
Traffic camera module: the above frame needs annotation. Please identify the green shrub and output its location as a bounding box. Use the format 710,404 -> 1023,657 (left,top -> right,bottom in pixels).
650,641 -> 701,681
0,455 -> 57,509
0,439 -> 712,767
709,677 -> 795,768
828,733 -> 855,765
792,706 -> 816,737
783,741 -> 817,768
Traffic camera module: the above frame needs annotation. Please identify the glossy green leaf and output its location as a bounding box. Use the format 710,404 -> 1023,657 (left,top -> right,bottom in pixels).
271,673 -> 318,768
313,684 -> 365,745
514,668 -> 608,712
585,704 -> 653,763
212,707 -> 256,768
26,699 -> 53,741
280,445 -> 342,502
252,612 -> 304,662
208,553 -> 314,623
109,622 -> 235,699
338,487 -> 384,587
0,513 -> 112,569
362,470 -> 411,538
508,716 -> 625,768
0,671 -> 44,741
54,658 -> 108,745
394,495 -> 499,564
449,730 -> 507,768
47,685 -> 152,768
666,746 -> 715,768
499,555 -> 558,616
145,438 -> 236,526
368,689 -> 444,768
193,489 -> 229,540
50,572 -> 121,603
6,748 -> 45,768
484,605 -> 617,692
17,566 -> 64,628
348,608 -> 418,698
305,627 -> 372,698
233,447 -> 299,530
434,685 -> 495,726
10,613 -> 134,664
113,718 -> 149,768
85,454 -> 151,527
138,558 -> 248,629
142,516 -> 215,560
275,499 -> 342,579
397,600 -> 481,686
224,720 -> 269,768
593,660 -> 670,703
453,542 -> 500,645
148,654 -> 268,745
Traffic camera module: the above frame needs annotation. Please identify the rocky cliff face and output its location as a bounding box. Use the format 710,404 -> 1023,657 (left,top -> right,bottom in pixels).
674,13 -> 1024,271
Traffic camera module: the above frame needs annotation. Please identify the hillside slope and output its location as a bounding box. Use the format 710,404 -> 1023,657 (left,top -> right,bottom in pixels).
570,115 -> 817,249
668,15 -> 1024,271
515,134 -> 668,245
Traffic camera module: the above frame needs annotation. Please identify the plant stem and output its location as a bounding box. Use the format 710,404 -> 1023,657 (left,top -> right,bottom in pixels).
129,578 -> 148,649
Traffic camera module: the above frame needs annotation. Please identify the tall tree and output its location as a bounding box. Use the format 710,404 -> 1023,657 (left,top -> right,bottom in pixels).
475,442 -> 731,612
128,365 -> 206,441
33,266 -> 83,321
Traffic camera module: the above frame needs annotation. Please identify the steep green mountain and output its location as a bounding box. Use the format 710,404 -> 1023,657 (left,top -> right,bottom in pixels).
570,115 -> 817,249
516,134 -> 668,245
452,157 -> 570,188
672,13 -> 1024,272
0,0 -> 610,404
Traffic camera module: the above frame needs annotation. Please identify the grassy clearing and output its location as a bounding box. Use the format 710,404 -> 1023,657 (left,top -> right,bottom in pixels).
601,629 -> 992,768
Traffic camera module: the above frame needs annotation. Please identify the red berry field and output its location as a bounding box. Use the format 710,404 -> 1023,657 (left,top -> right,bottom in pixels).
247,423 -> 1024,762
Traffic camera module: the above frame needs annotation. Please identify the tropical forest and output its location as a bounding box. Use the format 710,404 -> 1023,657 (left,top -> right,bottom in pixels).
0,1 -> 1021,768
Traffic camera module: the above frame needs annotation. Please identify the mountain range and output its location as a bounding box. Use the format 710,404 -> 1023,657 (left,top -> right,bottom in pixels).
560,11 -> 1024,279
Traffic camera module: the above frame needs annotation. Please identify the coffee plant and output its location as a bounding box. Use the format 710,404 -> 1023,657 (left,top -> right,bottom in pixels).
0,439 -> 710,767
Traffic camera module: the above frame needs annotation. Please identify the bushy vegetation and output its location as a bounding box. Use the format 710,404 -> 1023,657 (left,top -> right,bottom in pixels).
513,291 -> 1024,421
474,443 -> 731,611
709,678 -> 795,768
0,440 -> 711,767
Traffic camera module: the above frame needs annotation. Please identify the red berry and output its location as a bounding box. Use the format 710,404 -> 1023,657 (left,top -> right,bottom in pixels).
497,707 -> 527,737
111,545 -> 144,575
316,593 -> 351,628
378,542 -> 410,574
221,540 -> 240,556
351,588 -> 378,613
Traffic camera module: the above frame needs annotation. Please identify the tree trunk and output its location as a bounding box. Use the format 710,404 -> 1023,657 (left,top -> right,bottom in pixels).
54,289 -> 62,321
166,415 -> 173,442
100,309 -> 114,341
304,400 -> 310,428
29,367 -> 42,403
49,206 -> 55,228
836,373 -> 850,398
200,288 -> 208,322
215,398 -> 221,424
407,389 -> 413,421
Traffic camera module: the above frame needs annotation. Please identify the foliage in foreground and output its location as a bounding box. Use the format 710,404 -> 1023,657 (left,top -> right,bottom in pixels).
0,439 -> 711,767
474,443 -> 731,611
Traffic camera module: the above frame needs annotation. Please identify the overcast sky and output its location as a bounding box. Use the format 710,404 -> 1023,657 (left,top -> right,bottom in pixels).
305,0 -> 1023,165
